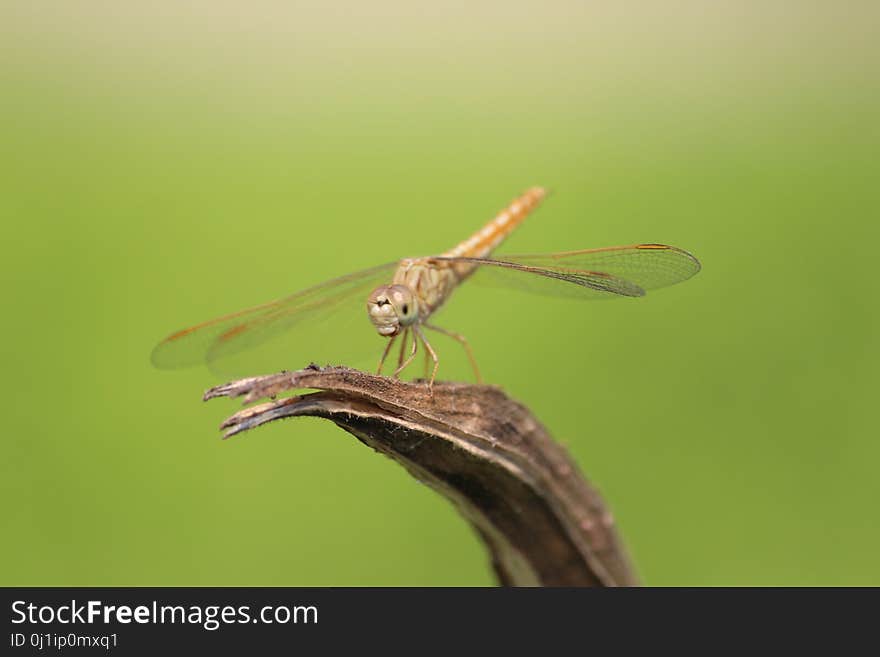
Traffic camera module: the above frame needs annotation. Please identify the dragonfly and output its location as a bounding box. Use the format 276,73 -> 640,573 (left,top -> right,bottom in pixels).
151,187 -> 701,387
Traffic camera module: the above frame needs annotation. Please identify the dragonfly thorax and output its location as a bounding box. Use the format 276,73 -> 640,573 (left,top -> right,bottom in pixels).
367,284 -> 419,337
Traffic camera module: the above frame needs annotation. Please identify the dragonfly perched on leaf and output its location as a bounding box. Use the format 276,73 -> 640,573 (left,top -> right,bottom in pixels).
152,187 -> 701,387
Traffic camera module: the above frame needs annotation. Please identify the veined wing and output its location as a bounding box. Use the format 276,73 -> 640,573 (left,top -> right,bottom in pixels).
151,261 -> 398,370
433,244 -> 700,299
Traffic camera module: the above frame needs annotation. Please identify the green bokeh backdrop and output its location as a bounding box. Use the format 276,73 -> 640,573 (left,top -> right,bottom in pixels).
3,3 -> 878,585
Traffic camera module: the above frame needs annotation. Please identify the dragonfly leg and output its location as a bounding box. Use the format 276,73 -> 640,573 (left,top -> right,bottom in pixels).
393,328 -> 418,378
423,341 -> 431,379
377,333 -> 398,376
396,328 -> 409,371
414,324 -> 439,394
423,323 -> 482,384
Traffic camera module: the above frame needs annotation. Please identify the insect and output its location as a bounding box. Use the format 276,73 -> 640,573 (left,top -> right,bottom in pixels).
151,187 -> 701,387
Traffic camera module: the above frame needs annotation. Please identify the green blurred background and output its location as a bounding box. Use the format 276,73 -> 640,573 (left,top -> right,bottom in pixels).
2,2 -> 878,586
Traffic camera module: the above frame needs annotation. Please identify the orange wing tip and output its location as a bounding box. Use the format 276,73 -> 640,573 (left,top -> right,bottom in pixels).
164,326 -> 197,342
635,243 -> 671,250
218,323 -> 249,343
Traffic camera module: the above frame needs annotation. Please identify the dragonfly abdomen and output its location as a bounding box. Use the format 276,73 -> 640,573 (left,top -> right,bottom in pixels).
444,187 -> 546,261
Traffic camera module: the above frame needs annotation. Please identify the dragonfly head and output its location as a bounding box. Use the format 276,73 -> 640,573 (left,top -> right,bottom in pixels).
367,285 -> 419,337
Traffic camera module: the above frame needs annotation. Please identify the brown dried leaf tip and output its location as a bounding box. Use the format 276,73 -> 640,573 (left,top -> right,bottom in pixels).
204,365 -> 639,586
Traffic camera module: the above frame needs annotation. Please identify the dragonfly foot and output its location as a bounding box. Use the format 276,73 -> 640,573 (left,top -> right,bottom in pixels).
424,323 -> 481,384
392,328 -> 418,378
377,333 -> 398,377
415,325 -> 439,397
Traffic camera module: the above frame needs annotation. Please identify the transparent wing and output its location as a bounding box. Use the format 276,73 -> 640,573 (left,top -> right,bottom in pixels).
151,262 -> 399,373
434,244 -> 700,299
